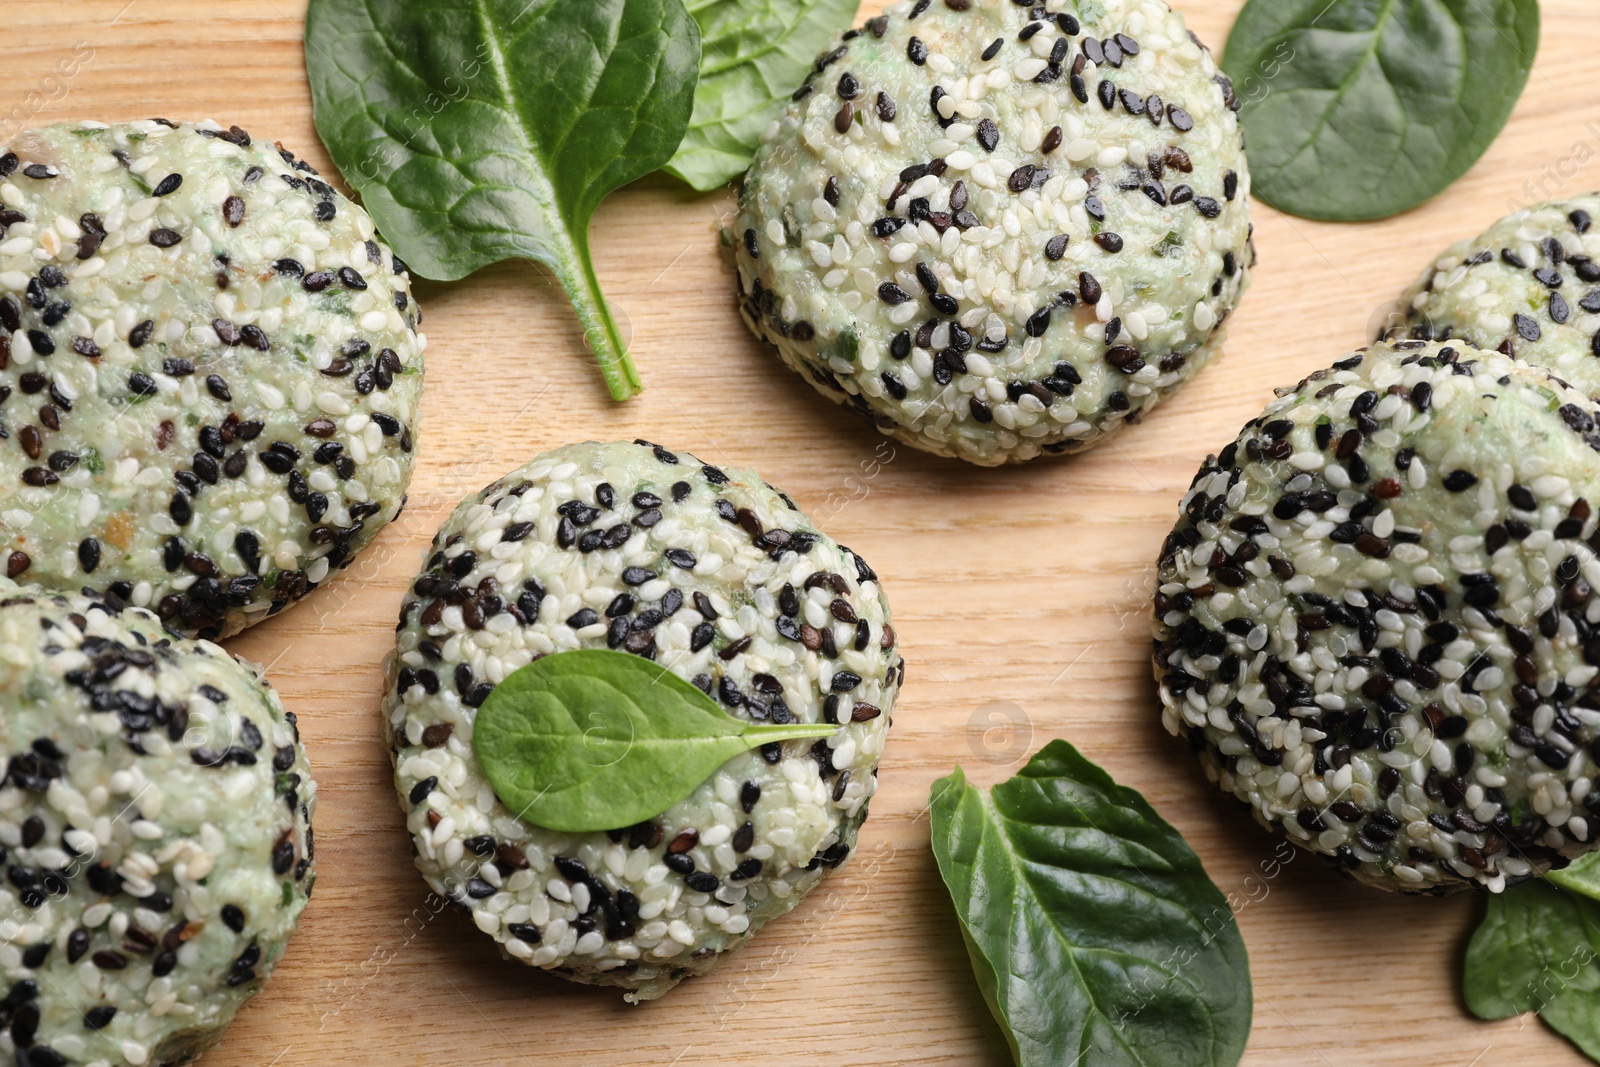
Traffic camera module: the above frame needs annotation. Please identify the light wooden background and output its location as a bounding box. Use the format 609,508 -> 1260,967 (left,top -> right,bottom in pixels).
5,0 -> 1598,1063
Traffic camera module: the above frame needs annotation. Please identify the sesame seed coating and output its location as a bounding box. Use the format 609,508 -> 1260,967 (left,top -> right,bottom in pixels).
1155,340 -> 1600,893
385,441 -> 901,1001
0,583 -> 315,1066
735,0 -> 1252,465
0,120 -> 425,638
1386,196 -> 1600,399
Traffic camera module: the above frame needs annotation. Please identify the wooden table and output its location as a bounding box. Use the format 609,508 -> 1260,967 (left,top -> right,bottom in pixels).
7,0 -> 1599,1063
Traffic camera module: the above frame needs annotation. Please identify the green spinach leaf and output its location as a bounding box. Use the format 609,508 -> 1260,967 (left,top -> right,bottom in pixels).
1464,880 -> 1600,1062
1551,853 -> 1600,904
666,0 -> 862,191
1222,0 -> 1539,221
472,649 -> 834,832
929,740 -> 1252,1067
304,0 -> 701,400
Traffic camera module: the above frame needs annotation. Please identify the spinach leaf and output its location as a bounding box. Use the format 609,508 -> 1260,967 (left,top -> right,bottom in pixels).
1222,0 -> 1539,221
1464,880 -> 1600,1062
666,0 -> 862,191
304,0 -> 701,400
1552,853 -> 1600,904
472,649 -> 835,832
929,740 -> 1252,1067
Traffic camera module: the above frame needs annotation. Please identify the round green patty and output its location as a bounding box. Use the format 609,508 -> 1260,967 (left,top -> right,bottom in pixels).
1156,340 -> 1600,893
1387,194 -> 1600,397
0,120 -> 424,638
385,440 -> 902,1001
735,0 -> 1252,465
0,584 -> 315,1065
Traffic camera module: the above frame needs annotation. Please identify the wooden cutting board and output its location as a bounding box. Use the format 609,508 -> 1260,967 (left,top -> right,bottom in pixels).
6,1 -> 1598,1063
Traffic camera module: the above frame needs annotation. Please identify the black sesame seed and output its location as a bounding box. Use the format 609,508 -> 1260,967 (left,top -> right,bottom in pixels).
684,871 -> 719,893
1552,291 -> 1571,324
507,922 -> 543,944
977,118 -> 999,152
1025,306 -> 1052,338
152,173 -> 183,197
878,282 -> 911,305
66,928 -> 89,964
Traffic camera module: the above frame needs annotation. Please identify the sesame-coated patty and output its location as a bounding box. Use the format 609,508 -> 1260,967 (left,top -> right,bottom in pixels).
735,0 -> 1252,465
0,120 -> 424,638
385,441 -> 902,1001
0,584 -> 315,1067
1155,341 -> 1600,893
1387,195 -> 1600,399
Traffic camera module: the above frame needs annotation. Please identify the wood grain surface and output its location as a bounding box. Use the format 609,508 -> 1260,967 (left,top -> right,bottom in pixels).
5,0 -> 1599,1063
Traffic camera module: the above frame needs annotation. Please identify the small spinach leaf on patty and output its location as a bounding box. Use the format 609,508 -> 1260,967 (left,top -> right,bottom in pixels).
1551,852 -> 1600,904
305,0 -> 701,400
1222,0 -> 1539,221
667,0 -> 862,191
473,649 -> 835,832
1464,880 -> 1600,1062
929,740 -> 1252,1067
